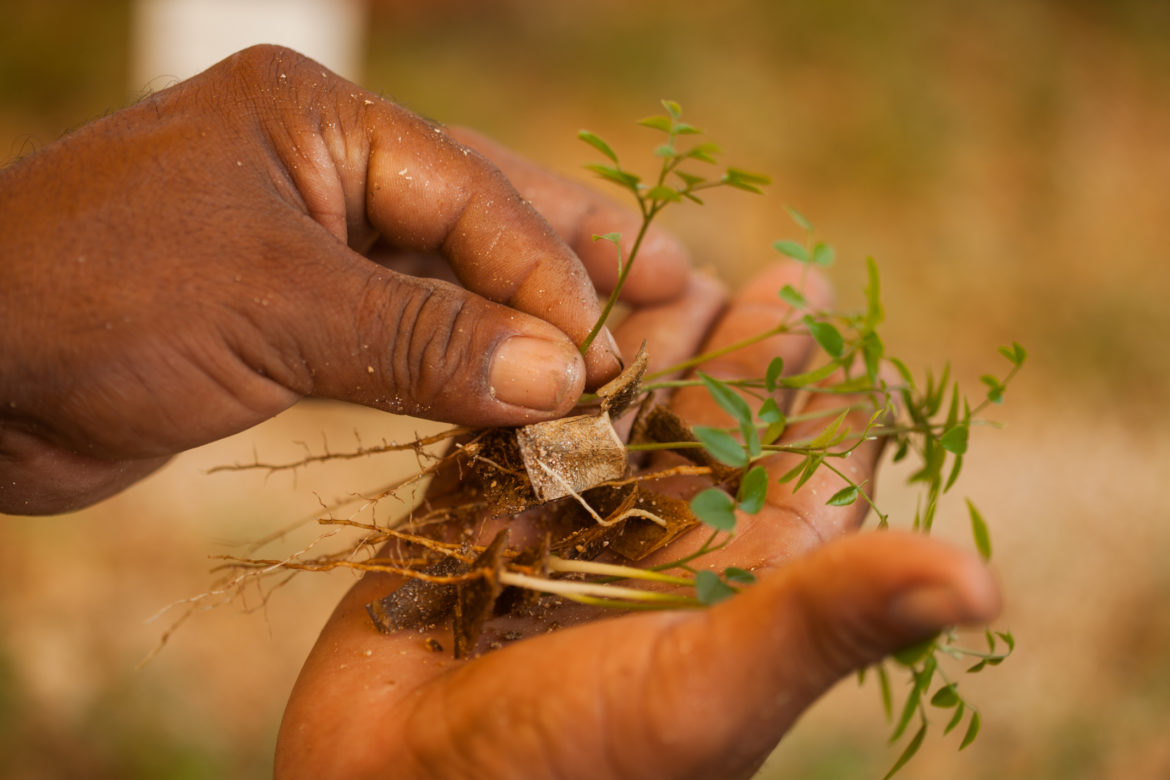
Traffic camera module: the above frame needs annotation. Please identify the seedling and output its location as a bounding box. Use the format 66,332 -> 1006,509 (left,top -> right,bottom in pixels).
168,101 -> 1024,777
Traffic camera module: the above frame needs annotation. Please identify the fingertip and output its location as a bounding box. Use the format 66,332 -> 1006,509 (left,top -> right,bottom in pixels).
489,332 -> 586,416
739,260 -> 835,311
616,225 -> 691,304
581,326 -> 623,390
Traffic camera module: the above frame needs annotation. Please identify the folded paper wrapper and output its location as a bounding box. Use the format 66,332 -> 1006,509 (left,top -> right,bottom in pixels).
515,412 -> 627,502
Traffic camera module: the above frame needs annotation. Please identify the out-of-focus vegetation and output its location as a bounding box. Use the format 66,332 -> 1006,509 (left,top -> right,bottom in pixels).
2,0 -> 1169,777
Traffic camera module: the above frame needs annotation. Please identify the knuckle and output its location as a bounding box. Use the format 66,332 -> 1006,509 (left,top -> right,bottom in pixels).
369,278 -> 482,412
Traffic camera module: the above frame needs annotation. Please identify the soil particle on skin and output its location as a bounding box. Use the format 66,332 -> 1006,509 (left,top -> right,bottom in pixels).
366,555 -> 466,634
464,429 -> 538,514
453,529 -> 510,658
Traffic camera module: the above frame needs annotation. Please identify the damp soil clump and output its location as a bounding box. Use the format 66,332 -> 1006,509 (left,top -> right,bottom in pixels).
364,346 -> 714,657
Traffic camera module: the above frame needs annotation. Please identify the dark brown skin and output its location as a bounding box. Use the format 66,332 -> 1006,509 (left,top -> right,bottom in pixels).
276,263 -> 1001,779
0,45 -> 688,515
0,45 -> 1000,777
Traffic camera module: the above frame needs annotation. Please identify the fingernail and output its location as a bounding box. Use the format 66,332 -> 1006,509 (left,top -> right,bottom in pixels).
887,585 -> 963,636
599,326 -> 620,359
490,336 -> 583,412
588,326 -> 623,375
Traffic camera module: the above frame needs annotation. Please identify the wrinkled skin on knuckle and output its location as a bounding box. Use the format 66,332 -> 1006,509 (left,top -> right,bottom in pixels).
362,276 -> 493,418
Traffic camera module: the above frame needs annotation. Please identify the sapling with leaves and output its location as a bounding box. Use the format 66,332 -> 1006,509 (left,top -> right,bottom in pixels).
181,101 -> 1024,778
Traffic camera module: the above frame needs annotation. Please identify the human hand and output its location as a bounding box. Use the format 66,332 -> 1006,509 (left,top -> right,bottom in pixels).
0,45 -> 688,515
275,262 -> 1000,779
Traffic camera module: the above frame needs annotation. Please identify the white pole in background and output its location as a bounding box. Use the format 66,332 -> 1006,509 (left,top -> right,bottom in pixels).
130,0 -> 369,91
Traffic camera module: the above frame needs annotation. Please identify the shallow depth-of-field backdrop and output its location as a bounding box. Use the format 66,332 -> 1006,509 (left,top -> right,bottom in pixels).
3,1 -> 1169,777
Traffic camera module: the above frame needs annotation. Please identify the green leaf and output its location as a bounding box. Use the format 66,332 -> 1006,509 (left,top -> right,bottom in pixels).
959,711 -> 981,750
785,205 -> 813,232
803,315 -> 845,358
940,424 -> 969,455
690,488 -> 737,531
764,358 -> 785,392
759,396 -> 787,445
724,566 -> 757,585
861,333 -> 884,383
980,374 -> 1004,404
792,453 -> 825,492
673,122 -> 702,135
721,175 -> 765,194
762,420 -> 787,445
966,499 -> 992,560
892,635 -> 937,667
585,163 -> 641,191
808,411 -> 849,450
698,372 -> 753,426
638,115 -> 673,132
779,283 -> 807,309
925,364 -> 951,416
778,457 -> 807,484
674,170 -> 706,188
889,357 -> 915,388
758,397 -> 784,424
662,99 -> 683,119
592,232 -> 622,245
826,484 -> 859,507
882,724 -> 926,780
998,341 -> 1028,367
772,239 -> 809,262
930,683 -> 960,708
577,130 -> 618,162
996,630 -> 1016,653
889,671 -> 927,743
877,663 -> 893,720
944,702 -> 966,735
782,361 -> 839,388
654,143 -> 678,159
682,143 -> 720,164
726,167 -> 771,184
742,421 -> 762,459
694,570 -> 736,605
693,426 -> 749,467
811,241 -> 836,267
944,453 -> 964,492
737,465 -> 768,514
645,184 -> 682,202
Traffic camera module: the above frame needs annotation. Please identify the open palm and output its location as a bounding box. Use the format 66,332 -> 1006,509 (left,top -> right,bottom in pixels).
275,262 -> 999,779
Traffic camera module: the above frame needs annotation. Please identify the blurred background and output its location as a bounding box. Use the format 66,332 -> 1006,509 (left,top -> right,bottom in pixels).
2,0 -> 1169,777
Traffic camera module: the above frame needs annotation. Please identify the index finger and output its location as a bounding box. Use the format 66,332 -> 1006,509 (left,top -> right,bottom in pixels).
358,107 -> 622,385
447,128 -> 692,307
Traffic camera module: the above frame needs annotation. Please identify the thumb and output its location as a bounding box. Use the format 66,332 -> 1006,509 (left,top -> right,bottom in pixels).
639,532 -> 1001,777
275,242 -> 586,427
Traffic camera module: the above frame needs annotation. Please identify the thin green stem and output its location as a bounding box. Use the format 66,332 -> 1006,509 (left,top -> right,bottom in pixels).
560,593 -> 702,610
547,556 -> 694,586
644,323 -> 788,381
625,441 -> 705,453
498,571 -> 690,604
647,529 -> 730,573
